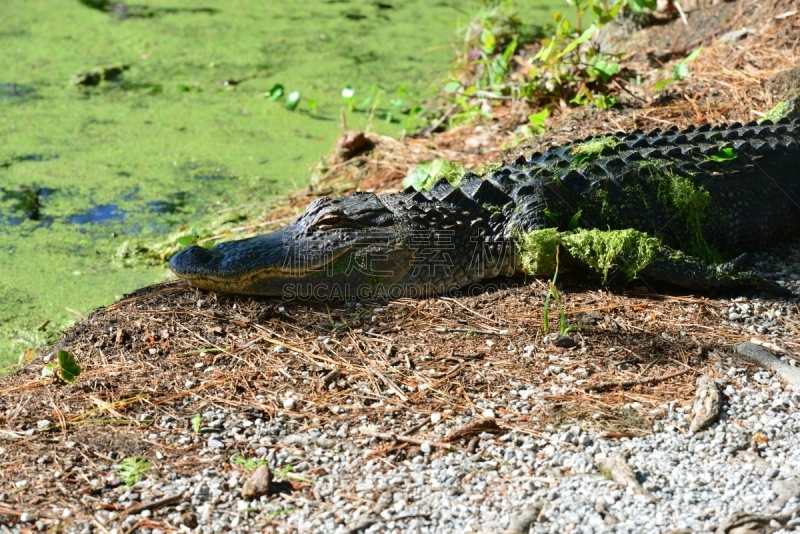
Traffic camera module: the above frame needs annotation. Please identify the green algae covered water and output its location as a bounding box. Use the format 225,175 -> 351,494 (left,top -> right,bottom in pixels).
0,0 -> 561,369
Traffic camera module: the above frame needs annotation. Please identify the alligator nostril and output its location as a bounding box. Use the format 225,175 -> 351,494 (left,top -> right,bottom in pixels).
169,245 -> 214,275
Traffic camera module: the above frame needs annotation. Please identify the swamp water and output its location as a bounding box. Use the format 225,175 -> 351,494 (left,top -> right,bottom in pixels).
0,0 -> 560,369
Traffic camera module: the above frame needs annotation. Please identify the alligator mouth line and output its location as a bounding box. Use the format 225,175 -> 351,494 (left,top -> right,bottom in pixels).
171,240 -> 358,294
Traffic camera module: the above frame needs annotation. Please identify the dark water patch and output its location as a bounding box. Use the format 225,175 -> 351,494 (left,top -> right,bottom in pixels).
73,64 -> 130,87
1,153 -> 59,168
78,1 -> 219,20
69,204 -> 126,225
148,192 -> 192,214
342,8 -> 367,20
0,83 -> 36,101
177,160 -> 230,181
66,191 -> 192,228
1,186 -> 56,223
0,29 -> 29,38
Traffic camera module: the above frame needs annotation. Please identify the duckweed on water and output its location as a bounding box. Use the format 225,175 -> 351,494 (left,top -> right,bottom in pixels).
0,0 -> 565,368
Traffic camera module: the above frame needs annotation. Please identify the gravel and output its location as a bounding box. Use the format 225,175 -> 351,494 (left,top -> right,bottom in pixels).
4,358 -> 799,533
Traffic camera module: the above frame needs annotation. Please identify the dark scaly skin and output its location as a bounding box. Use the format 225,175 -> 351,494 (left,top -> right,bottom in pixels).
169,119 -> 800,298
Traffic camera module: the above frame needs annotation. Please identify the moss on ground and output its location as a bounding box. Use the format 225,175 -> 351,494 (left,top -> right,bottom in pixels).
763,99 -> 799,122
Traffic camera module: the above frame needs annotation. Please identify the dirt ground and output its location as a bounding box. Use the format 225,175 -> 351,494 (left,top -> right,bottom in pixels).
2,0 -> 800,529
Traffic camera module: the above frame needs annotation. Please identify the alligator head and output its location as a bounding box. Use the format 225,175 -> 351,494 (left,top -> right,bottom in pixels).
169,189 -> 511,299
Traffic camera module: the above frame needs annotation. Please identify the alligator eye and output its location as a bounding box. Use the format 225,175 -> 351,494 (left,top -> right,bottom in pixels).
313,213 -> 343,229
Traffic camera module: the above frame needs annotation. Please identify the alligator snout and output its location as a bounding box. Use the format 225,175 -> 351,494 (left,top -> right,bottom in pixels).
169,244 -> 218,277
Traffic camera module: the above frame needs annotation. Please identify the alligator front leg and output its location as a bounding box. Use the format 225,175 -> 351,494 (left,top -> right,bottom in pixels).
634,252 -> 793,296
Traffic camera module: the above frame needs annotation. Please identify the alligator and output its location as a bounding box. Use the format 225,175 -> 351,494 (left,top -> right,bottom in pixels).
169,119 -> 800,299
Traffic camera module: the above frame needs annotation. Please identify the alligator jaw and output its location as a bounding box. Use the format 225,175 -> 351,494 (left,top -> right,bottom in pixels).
168,225 -> 415,298
168,227 -> 303,296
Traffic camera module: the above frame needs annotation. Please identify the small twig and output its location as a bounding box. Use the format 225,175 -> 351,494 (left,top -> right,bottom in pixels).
435,327 -> 507,335
360,428 -> 459,450
401,421 -> 428,437
584,368 -> 692,392
673,0 -> 688,26
122,493 -> 183,517
105,282 -> 185,311
439,297 -> 504,325
416,104 -> 458,137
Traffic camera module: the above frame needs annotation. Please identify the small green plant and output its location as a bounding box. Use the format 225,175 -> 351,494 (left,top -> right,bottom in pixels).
285,90 -> 301,111
118,457 -> 151,486
267,84 -> 284,100
42,350 -> 82,383
341,85 -> 356,111
653,47 -> 703,91
273,464 -> 293,480
265,508 -> 297,519
386,85 -> 407,123
541,252 -> 579,336
273,464 -> 315,485
401,158 -> 465,191
339,84 -> 415,124
176,227 -> 215,249
191,413 -> 202,433
568,209 -> 582,230
232,456 -> 269,470
440,0 -> 660,126
265,83 -> 302,110
522,108 -> 549,137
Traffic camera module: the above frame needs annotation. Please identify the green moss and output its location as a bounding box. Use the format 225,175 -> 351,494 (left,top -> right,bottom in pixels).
570,136 -> 619,164
647,161 -> 724,263
475,162 -> 503,176
440,161 -> 468,187
516,228 -> 663,281
516,228 -> 561,277
762,100 -> 795,122
562,229 -> 661,280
